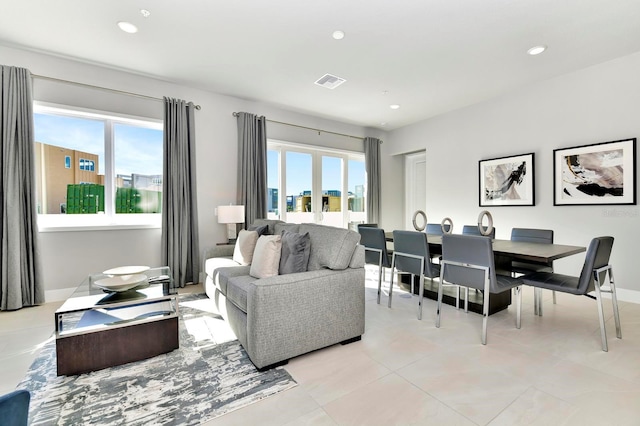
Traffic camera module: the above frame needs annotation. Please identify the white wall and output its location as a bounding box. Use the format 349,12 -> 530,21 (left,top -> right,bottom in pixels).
1,45 -> 386,298
384,51 -> 640,299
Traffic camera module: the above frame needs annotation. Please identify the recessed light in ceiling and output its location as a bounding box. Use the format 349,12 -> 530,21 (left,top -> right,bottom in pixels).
527,45 -> 547,56
140,9 -> 151,18
117,21 -> 138,34
380,122 -> 387,127
332,30 -> 345,40
390,104 -> 400,110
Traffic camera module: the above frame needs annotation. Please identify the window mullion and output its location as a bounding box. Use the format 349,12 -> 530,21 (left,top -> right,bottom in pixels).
104,120 -> 115,218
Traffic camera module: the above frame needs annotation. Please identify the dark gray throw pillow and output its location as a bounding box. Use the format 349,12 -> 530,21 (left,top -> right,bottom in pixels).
248,224 -> 269,236
279,229 -> 311,275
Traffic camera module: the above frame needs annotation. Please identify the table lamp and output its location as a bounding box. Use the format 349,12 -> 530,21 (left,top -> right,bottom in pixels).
217,205 -> 245,243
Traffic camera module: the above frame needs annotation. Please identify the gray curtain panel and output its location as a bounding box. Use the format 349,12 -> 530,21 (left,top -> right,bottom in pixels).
0,65 -> 44,310
236,112 -> 267,225
161,97 -> 200,287
364,136 -> 382,224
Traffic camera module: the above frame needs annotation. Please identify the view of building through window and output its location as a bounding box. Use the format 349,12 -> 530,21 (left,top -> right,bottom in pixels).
267,143 -> 366,228
34,106 -> 163,217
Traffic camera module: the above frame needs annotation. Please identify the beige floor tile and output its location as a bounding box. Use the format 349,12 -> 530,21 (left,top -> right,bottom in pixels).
488,387 -> 578,425
283,408 -> 338,426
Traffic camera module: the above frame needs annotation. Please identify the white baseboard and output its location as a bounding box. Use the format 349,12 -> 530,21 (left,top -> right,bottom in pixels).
603,288 -> 640,304
45,287 -> 76,303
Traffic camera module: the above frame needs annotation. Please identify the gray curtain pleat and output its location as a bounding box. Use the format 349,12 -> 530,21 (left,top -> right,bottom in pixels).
1,65 -> 44,310
161,97 -> 200,287
236,112 -> 267,225
364,136 -> 382,224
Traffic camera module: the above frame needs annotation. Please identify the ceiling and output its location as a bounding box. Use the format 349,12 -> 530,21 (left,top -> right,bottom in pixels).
2,0 -> 640,130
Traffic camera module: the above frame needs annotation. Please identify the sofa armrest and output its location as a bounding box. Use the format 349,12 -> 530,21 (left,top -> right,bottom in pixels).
245,267 -> 365,368
204,244 -> 235,259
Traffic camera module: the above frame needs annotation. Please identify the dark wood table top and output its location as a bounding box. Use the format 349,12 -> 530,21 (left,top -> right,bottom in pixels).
385,232 -> 585,263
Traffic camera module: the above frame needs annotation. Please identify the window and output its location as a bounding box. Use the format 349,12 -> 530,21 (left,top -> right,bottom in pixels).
267,140 -> 366,228
34,104 -> 163,228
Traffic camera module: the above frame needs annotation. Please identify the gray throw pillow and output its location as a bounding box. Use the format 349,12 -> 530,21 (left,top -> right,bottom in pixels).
248,224 -> 269,236
279,229 -> 311,275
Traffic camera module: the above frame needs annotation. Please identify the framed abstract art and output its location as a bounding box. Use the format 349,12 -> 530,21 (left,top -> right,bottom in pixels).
553,138 -> 636,206
479,153 -> 535,207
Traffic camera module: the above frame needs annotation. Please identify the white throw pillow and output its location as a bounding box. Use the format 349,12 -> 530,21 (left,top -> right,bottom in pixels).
250,235 -> 282,279
233,230 -> 259,265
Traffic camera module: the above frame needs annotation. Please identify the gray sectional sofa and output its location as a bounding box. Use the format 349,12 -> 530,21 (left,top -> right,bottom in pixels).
204,219 -> 365,370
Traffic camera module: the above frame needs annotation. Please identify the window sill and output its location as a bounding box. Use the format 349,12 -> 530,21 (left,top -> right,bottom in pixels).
37,214 -> 161,233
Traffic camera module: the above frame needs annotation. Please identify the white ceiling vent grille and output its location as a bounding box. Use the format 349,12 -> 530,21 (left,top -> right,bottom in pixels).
314,73 -> 346,89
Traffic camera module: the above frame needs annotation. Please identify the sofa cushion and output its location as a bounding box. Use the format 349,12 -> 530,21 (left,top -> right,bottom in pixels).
233,230 -> 259,265
226,275 -> 256,313
274,222 -> 300,235
299,223 -> 361,271
250,235 -> 282,279
248,224 -> 269,236
213,265 -> 251,295
279,229 -> 311,274
249,219 -> 284,235
205,256 -> 239,279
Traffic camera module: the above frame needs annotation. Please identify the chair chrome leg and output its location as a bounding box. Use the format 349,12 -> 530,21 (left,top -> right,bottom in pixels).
410,274 -> 415,297
552,290 -> 557,304
388,254 -> 396,309
436,268 -> 445,328
593,271 -> 608,352
456,286 -> 460,309
533,287 -> 539,316
481,275 -> 490,345
464,287 -> 469,313
609,266 -> 622,339
515,286 -> 522,329
537,288 -> 544,316
417,275 -> 425,320
376,260 -> 383,305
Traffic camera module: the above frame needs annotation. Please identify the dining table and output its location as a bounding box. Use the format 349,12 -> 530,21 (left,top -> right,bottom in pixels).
384,232 -> 586,315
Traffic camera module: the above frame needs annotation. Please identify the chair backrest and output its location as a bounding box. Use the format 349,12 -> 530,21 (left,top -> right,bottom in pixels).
357,223 -> 378,229
511,228 -> 553,244
392,230 -> 435,277
441,234 -> 498,292
358,226 -> 391,267
462,224 -> 496,239
0,389 -> 30,426
577,236 -> 614,294
425,223 -> 450,235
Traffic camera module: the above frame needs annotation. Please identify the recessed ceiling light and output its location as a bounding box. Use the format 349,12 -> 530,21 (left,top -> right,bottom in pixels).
140,9 -> 151,18
332,30 -> 345,40
380,122 -> 387,126
390,104 -> 400,110
527,45 -> 547,56
117,21 -> 138,34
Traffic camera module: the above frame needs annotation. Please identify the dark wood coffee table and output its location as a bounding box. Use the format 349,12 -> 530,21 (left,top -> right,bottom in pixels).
54,266 -> 179,376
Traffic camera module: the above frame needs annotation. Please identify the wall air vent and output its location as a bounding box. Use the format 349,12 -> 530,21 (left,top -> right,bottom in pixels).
314,73 -> 346,89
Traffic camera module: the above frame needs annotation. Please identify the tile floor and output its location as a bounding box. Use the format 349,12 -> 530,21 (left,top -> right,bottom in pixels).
2,268 -> 640,425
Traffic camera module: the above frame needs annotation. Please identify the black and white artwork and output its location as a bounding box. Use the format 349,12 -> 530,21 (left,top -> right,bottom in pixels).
479,153 -> 535,206
554,138 -> 637,205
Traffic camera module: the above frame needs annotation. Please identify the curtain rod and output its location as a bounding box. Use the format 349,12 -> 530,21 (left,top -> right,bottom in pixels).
232,112 -> 373,142
32,74 -> 202,110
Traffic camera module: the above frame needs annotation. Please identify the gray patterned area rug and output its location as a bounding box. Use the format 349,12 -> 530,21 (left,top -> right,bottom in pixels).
19,293 -> 297,425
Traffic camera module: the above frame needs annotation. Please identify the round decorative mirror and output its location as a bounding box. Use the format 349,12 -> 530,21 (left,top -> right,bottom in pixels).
441,217 -> 454,234
412,210 -> 427,231
477,210 -> 494,236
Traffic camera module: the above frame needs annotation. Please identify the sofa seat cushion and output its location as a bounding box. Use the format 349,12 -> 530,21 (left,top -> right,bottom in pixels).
205,256 -> 238,278
226,275 -> 257,313
212,265 -> 251,295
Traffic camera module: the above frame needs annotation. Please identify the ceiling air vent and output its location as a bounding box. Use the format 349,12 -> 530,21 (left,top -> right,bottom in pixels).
314,73 -> 346,89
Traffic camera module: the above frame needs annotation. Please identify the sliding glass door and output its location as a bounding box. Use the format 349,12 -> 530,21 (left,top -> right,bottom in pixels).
267,141 -> 366,228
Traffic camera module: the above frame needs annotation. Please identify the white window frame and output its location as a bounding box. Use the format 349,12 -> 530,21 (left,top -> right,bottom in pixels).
34,102 -> 163,232
267,139 -> 366,228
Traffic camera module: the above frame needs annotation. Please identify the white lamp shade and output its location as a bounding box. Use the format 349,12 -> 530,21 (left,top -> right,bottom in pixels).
217,205 -> 245,224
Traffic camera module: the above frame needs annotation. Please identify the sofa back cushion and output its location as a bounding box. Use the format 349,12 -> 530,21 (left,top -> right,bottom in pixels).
250,235 -> 282,278
249,219 -> 284,235
299,223 -> 361,271
233,230 -> 259,265
279,229 -> 311,274
274,222 -> 300,235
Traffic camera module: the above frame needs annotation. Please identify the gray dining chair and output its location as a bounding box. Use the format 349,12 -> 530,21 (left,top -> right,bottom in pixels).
437,234 -> 523,345
462,224 -> 496,239
390,230 -> 441,320
521,236 -> 621,351
358,226 -> 392,304
425,223 -> 450,235
0,389 -> 30,426
510,228 -> 554,315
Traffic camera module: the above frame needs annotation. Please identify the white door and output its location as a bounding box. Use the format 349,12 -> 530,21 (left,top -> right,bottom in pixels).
405,152 -> 427,230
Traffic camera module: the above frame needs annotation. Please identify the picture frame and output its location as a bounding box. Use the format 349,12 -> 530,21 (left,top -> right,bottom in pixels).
553,138 -> 637,206
479,153 -> 535,207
